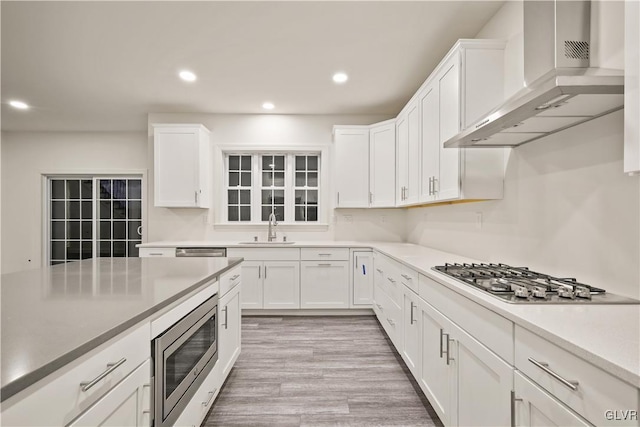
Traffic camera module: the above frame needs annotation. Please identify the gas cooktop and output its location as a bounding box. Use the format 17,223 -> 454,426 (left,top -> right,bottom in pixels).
433,263 -> 640,304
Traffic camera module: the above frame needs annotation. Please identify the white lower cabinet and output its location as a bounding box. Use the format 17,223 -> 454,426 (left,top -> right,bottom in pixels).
352,250 -> 373,306
173,362 -> 222,427
300,261 -> 349,308
418,297 -> 513,427
235,260 -> 299,309
1,323 -> 151,427
514,372 -> 591,427
218,282 -> 242,379
402,288 -> 421,379
263,261 -> 300,309
68,360 -> 151,427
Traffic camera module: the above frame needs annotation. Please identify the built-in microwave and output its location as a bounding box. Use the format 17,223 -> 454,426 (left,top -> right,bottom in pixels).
152,294 -> 218,427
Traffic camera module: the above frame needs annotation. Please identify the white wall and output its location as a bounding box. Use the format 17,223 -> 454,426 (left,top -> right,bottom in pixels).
406,0 -> 640,299
146,113 -> 405,243
1,131 -> 147,273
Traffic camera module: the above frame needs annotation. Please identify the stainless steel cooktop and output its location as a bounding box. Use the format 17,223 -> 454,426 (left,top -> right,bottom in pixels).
433,263 -> 640,304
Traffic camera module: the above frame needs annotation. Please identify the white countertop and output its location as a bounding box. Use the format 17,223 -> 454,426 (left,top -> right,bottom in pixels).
140,239 -> 640,388
0,257 -> 242,401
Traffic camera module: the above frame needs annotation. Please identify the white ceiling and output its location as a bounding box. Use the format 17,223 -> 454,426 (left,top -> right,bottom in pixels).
1,1 -> 504,132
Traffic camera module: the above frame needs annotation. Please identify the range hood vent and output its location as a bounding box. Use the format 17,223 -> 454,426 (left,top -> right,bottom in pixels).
444,0 -> 624,149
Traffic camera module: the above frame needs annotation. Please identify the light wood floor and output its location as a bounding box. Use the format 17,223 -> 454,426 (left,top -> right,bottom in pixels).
204,316 -> 443,427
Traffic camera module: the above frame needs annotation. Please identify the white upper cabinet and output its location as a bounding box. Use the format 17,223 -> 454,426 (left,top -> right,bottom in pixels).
369,121 -> 396,207
334,127 -> 370,208
153,124 -> 211,208
396,101 -> 421,207
395,114 -> 409,205
421,40 -> 507,204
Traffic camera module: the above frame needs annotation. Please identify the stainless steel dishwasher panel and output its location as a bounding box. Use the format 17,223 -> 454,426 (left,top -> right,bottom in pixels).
175,247 -> 227,257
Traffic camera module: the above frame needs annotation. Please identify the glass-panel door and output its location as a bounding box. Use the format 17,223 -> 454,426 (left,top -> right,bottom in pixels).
47,176 -> 143,265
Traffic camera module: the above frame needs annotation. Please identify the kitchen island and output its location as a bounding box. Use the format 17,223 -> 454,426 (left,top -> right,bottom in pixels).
0,256 -> 242,426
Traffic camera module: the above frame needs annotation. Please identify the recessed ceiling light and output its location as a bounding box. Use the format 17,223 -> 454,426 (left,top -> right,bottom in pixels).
262,102 -> 275,110
332,72 -> 348,84
179,70 -> 197,82
9,100 -> 29,110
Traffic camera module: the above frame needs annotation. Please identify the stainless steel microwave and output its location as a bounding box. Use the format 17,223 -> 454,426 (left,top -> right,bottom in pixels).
152,294 -> 218,427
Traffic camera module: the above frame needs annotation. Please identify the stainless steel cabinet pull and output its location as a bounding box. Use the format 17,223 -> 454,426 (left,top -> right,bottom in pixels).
428,177 -> 433,195
376,268 -> 383,274
387,318 -> 395,326
202,388 -> 217,407
376,303 -> 383,311
264,266 -> 267,279
230,274 -> 240,281
317,263 -> 332,267
369,192 -> 373,204
80,358 -> 127,392
387,277 -> 396,284
337,192 -> 340,205
433,178 -> 438,194
318,253 -> 331,256
409,302 -> 415,325
446,336 -> 454,365
401,274 -> 411,281
258,265 -> 261,279
528,357 -> 579,390
149,253 -> 163,256
510,390 -> 523,427
439,329 -> 445,358
222,306 -> 228,329
194,191 -> 198,204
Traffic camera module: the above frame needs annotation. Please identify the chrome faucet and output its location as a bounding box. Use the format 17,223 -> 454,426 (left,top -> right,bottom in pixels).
267,212 -> 278,242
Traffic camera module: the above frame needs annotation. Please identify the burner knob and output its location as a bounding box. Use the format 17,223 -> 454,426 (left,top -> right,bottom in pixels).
557,285 -> 576,299
575,286 -> 592,299
512,285 -> 530,299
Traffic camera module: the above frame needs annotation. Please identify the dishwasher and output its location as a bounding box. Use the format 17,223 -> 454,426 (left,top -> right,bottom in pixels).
175,247 -> 227,257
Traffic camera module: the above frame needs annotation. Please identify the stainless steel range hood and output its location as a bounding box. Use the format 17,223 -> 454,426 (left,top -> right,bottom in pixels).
444,0 -> 624,148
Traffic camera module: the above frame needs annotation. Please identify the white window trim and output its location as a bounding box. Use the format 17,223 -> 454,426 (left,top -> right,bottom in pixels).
215,145 -> 329,228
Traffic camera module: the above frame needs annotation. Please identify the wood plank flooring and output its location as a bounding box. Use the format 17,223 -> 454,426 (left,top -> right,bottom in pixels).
204,316 -> 443,427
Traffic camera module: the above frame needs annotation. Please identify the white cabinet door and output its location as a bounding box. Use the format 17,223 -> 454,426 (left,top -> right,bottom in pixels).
263,261 -> 300,309
437,56 -> 461,202
369,122 -> 396,207
300,261 -> 349,308
420,301 -> 453,426
514,372 -> 591,427
402,290 -> 421,379
219,283 -> 241,380
334,127 -> 370,208
153,124 -> 210,208
68,360 -> 151,427
452,322 -> 513,427
352,251 -> 373,306
396,115 -> 408,205
239,261 -> 263,309
406,101 -> 421,204
420,84 -> 439,203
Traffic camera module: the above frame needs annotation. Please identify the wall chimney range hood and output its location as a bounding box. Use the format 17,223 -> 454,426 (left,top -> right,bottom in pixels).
444,0 -> 624,148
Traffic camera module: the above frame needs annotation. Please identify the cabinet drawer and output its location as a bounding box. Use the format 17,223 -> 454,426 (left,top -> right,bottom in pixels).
300,247 -> 350,261
138,247 -> 175,257
419,273 -> 513,363
227,248 -> 300,261
515,326 -> 639,426
373,284 -> 402,348
219,266 -> 241,297
174,362 -> 222,427
399,264 -> 419,294
1,323 -> 151,426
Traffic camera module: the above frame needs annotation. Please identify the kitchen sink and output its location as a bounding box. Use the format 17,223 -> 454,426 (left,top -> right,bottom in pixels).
238,241 -> 296,245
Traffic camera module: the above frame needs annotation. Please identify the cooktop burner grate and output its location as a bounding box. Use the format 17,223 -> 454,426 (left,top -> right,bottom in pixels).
432,263 -> 638,304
